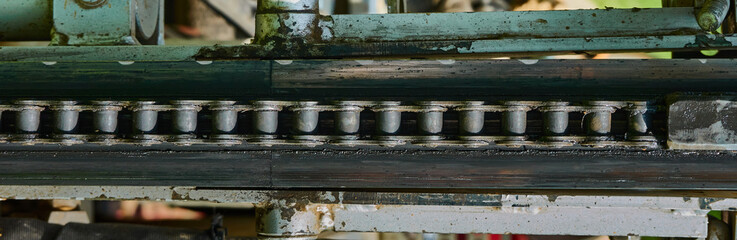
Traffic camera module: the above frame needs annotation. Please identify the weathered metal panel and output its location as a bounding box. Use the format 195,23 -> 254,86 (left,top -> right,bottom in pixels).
333,205 -> 708,237
326,8 -> 704,42
668,95 -> 737,150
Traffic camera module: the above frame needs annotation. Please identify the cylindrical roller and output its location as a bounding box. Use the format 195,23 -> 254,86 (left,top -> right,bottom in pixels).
334,103 -> 362,135
132,101 -> 158,134
375,102 -> 402,135
585,102 -> 617,136
458,102 -> 485,136
541,102 -> 570,136
543,111 -> 568,136
418,112 -> 443,135
51,101 -> 80,134
91,101 -> 123,134
292,102 -> 320,135
697,0 -> 730,32
502,110 -> 527,136
14,101 -> 43,134
252,101 -> 281,135
626,102 -> 653,139
376,111 -> 401,135
171,101 -> 201,134
211,101 -> 238,134
586,112 -> 612,136
417,102 -> 445,135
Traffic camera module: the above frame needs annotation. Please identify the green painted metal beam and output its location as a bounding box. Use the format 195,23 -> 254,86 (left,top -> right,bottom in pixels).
325,8 -> 704,42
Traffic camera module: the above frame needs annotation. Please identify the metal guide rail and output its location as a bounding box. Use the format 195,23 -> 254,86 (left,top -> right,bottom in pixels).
0,99 -> 659,149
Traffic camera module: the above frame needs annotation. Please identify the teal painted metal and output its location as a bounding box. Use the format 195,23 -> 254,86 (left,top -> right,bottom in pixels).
0,0 -> 52,41
1,34 -> 736,61
51,0 -> 137,45
325,8 -> 705,42
0,0 -> 163,45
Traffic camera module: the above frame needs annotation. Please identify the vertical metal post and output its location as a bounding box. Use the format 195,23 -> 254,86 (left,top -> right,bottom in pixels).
626,102 -> 657,143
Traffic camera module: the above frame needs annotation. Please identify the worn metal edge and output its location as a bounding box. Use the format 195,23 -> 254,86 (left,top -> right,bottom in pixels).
1,185 -> 736,211
1,35 -> 736,61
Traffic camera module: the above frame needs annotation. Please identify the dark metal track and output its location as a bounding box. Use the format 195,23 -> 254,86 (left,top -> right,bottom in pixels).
0,149 -> 735,190
2,59 -> 737,99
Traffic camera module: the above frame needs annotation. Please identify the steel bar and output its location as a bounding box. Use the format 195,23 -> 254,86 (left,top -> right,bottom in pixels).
4,187 -> 737,209
5,59 -> 737,100
698,0 -> 731,31
334,205 -> 707,237
325,8 -> 704,42
2,35 -> 737,61
1,150 -> 737,189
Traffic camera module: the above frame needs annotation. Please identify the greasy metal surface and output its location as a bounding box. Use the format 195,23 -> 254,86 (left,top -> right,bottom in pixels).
1,59 -> 737,99
0,0 -> 52,41
668,95 -> 737,150
326,8 -> 704,42
2,150 -> 737,189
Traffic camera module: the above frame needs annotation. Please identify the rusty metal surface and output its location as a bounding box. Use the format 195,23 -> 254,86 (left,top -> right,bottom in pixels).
668,95 -> 737,150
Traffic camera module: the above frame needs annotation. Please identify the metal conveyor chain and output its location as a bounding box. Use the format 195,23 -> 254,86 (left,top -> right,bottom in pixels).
0,100 -> 661,149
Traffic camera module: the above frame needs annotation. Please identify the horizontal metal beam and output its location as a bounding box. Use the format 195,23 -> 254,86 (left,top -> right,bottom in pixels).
326,8 -> 704,42
2,186 -> 737,210
2,59 -> 737,99
1,150 -> 737,190
334,205 -> 707,237
2,35 -> 737,60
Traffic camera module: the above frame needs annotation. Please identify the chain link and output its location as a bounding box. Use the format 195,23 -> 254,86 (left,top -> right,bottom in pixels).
0,100 -> 660,149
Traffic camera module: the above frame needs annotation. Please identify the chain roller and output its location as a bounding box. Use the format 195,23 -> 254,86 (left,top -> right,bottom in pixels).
0,100 -> 660,149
